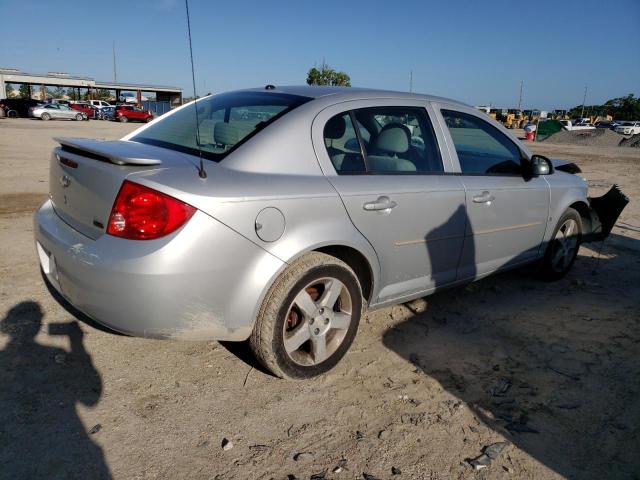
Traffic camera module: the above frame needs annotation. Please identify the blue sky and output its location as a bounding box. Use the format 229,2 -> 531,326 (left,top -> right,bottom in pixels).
1,0 -> 638,109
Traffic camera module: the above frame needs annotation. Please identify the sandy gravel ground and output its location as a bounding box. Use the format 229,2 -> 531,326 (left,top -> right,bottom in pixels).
0,119 -> 638,480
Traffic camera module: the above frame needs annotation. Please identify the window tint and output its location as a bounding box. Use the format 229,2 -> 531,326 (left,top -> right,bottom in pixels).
132,92 -> 311,162
441,109 -> 522,175
352,106 -> 443,173
323,113 -> 366,173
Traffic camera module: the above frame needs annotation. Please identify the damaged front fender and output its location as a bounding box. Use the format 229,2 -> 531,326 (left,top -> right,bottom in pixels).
583,184 -> 629,242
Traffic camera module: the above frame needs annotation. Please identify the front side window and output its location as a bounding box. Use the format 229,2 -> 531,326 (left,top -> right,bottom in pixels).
132,91 -> 311,162
441,109 -> 522,175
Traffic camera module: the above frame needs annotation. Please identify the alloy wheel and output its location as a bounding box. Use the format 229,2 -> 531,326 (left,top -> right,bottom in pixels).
551,218 -> 579,273
283,277 -> 353,366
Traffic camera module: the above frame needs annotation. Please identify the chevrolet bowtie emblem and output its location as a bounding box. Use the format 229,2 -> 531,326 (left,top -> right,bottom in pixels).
60,175 -> 71,188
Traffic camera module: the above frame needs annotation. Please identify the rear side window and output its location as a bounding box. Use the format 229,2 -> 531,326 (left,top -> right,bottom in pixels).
323,113 -> 366,173
441,109 -> 522,175
354,107 -> 443,173
132,92 -> 311,162
324,106 -> 443,174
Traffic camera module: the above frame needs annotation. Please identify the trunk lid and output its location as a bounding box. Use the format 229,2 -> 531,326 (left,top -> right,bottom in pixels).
49,138 -> 180,239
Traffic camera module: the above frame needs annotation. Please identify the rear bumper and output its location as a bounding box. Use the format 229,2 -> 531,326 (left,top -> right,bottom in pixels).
584,185 -> 629,242
35,200 -> 284,340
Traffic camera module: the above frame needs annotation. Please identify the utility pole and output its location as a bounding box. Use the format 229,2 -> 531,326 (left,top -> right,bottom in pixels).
409,70 -> 413,93
580,85 -> 588,118
517,80 -> 523,111
112,41 -> 117,83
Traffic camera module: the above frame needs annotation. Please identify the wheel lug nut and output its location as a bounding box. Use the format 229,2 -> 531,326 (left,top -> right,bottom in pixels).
309,318 -> 314,325
324,318 -> 330,325
318,308 -> 324,314
314,328 -> 320,335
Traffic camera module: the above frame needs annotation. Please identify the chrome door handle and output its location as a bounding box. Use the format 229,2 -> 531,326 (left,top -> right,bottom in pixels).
473,191 -> 495,204
363,196 -> 398,212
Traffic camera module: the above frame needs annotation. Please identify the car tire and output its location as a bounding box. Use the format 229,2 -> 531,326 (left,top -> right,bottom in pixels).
119,116 -> 128,123
250,252 -> 363,379
146,117 -> 153,123
8,110 -> 18,118
538,207 -> 582,280
75,114 -> 84,121
41,113 -> 50,121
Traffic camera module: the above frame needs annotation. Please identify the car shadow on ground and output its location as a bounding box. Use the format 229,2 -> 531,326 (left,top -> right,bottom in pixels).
383,233 -> 640,479
0,301 -> 112,479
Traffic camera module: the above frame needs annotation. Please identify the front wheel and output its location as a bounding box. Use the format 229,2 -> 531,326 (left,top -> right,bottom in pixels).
538,208 -> 582,280
119,116 -> 128,123
250,252 -> 363,379
75,113 -> 84,121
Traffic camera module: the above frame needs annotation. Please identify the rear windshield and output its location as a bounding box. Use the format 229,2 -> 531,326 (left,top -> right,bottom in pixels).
132,91 -> 311,162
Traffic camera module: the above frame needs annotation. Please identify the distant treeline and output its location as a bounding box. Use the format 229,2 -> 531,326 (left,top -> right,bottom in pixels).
568,94 -> 640,120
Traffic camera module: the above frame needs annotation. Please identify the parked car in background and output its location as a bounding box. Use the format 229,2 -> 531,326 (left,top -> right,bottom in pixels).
559,120 -> 595,131
114,104 -> 153,123
88,100 -> 112,108
0,98 -> 43,117
97,106 -> 116,121
31,103 -> 86,121
34,86 -> 627,379
70,103 -> 94,120
594,121 -> 617,129
614,121 -> 640,135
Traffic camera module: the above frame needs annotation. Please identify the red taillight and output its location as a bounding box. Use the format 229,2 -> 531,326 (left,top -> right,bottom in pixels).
107,181 -> 196,240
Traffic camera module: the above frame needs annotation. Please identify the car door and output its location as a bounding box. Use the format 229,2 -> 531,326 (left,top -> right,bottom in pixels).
434,104 -> 550,279
312,100 -> 466,304
45,105 -> 63,119
63,106 -> 79,119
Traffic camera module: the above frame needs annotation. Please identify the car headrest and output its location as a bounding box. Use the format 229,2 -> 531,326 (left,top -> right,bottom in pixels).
373,124 -> 410,154
214,122 -> 238,146
324,116 -> 346,139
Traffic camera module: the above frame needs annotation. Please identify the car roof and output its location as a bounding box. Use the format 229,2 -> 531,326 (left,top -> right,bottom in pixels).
240,85 -> 469,107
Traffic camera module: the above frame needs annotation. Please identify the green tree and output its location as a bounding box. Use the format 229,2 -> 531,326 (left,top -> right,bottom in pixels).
568,93 -> 640,120
18,84 -> 31,99
66,88 -> 79,101
5,83 -> 16,98
50,86 -> 66,99
95,89 -> 113,101
306,62 -> 351,87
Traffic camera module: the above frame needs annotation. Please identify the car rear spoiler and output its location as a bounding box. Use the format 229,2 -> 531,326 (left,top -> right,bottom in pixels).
584,184 -> 629,242
54,137 -> 162,166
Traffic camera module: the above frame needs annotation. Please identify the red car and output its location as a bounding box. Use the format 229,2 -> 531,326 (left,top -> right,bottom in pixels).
115,105 -> 153,123
69,103 -> 94,120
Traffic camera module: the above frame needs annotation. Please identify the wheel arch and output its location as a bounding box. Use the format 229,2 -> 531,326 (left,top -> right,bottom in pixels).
314,244 -> 375,305
569,200 -> 592,234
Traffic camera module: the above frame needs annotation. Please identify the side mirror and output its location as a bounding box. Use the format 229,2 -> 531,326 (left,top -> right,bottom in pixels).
530,154 -> 553,175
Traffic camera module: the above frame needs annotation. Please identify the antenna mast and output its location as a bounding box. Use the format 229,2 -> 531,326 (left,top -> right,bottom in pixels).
185,0 -> 206,179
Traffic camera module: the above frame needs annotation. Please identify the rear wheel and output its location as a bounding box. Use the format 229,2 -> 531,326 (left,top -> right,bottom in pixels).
119,116 -> 129,123
75,113 -> 84,121
41,113 -> 50,121
250,252 -> 363,379
538,208 -> 582,280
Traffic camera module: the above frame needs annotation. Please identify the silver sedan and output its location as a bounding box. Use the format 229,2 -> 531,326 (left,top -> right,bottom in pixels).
31,103 -> 86,121
34,86 -> 627,378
